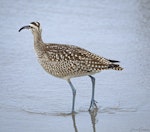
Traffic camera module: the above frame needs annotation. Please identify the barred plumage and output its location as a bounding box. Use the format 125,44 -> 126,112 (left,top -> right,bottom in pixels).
19,21 -> 123,113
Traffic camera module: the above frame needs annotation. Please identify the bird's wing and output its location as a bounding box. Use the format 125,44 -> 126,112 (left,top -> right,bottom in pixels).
43,43 -> 115,72
44,43 -> 110,63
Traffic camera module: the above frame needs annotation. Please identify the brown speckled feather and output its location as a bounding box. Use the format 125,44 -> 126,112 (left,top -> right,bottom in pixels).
36,43 -> 123,79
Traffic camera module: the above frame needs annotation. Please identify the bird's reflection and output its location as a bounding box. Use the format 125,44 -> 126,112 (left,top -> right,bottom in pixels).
72,113 -> 78,132
89,108 -> 98,132
71,108 -> 98,132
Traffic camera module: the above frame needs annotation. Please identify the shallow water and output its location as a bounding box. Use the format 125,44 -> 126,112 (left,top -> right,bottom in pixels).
0,0 -> 150,131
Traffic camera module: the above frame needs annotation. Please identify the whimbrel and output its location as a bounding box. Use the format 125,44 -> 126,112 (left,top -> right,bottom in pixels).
19,22 -> 123,113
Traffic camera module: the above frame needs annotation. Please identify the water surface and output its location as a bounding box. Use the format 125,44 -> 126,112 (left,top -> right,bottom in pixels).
0,0 -> 150,131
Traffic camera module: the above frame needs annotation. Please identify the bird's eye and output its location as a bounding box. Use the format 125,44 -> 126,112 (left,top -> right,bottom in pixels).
29,26 -> 33,29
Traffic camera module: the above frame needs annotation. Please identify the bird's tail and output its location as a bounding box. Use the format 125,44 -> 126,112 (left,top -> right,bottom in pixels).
108,64 -> 123,71
108,59 -> 120,63
107,59 -> 123,71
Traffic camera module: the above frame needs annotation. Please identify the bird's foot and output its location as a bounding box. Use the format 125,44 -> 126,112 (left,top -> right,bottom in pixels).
71,110 -> 78,115
88,99 -> 98,111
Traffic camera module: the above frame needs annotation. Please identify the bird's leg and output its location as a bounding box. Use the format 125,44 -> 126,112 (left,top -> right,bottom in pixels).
88,75 -> 97,111
68,79 -> 76,113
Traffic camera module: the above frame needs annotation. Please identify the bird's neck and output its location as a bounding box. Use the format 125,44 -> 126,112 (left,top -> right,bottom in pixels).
33,31 -> 43,44
33,31 -> 45,55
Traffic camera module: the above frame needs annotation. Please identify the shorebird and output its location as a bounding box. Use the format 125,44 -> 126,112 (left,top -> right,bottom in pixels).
19,22 -> 123,113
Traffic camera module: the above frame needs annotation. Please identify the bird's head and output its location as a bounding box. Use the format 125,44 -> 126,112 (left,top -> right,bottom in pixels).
19,22 -> 41,33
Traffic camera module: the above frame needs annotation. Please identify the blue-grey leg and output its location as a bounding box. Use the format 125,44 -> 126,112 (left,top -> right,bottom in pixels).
89,75 -> 97,110
68,79 -> 76,113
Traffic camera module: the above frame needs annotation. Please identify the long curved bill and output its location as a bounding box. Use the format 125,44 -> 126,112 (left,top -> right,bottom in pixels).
18,25 -> 30,32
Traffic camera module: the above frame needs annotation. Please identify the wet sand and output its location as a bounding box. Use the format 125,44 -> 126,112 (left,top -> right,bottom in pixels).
0,0 -> 150,131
